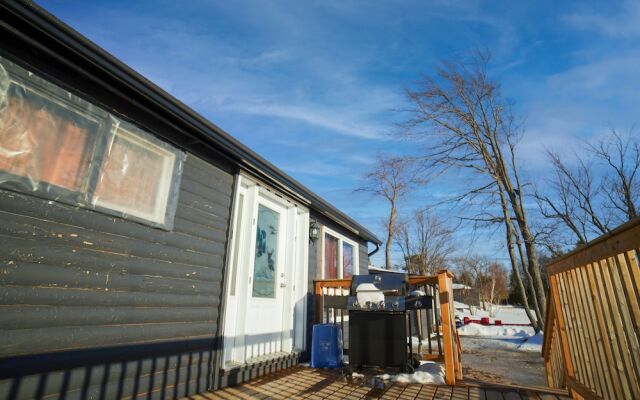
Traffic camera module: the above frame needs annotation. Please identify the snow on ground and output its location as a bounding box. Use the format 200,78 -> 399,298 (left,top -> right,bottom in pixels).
456,304 -> 534,325
375,361 -> 445,385
517,332 -> 543,352
455,303 -> 543,352
458,323 -> 534,337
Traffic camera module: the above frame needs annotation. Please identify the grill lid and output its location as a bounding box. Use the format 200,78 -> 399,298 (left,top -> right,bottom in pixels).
350,273 -> 409,296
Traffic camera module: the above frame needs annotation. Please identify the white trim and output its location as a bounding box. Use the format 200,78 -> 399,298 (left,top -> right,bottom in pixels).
320,225 -> 359,279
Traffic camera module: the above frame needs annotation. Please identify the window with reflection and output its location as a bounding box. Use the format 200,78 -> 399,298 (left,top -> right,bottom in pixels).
252,204 -> 280,298
322,228 -> 358,279
324,233 -> 339,279
343,242 -> 354,278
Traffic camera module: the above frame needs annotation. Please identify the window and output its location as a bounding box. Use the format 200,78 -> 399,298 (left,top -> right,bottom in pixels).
0,56 -> 184,229
252,204 -> 280,298
0,79 -> 102,198
321,227 -> 359,279
93,125 -> 178,225
342,242 -> 354,278
324,233 -> 339,279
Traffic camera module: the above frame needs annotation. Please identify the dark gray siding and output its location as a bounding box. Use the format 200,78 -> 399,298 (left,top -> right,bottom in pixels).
0,154 -> 234,399
358,241 -> 369,275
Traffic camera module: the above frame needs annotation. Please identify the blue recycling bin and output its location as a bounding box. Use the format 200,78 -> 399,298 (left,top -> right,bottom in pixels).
310,324 -> 343,368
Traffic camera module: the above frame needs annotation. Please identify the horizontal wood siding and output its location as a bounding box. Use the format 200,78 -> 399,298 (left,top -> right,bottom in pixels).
0,154 -> 234,399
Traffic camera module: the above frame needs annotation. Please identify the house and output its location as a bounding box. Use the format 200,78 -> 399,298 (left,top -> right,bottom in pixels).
0,2 -> 381,399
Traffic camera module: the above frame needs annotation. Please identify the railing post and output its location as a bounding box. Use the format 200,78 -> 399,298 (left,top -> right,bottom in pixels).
549,274 -> 577,394
314,281 -> 323,324
438,270 -> 456,385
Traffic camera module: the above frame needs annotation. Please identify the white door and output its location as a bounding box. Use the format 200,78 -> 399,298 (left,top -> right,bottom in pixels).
222,177 -> 309,367
243,195 -> 288,360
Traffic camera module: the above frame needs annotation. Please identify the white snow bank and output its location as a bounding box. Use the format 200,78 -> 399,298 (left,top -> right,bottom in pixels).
458,323 -> 534,337
377,361 -> 445,385
518,332 -> 543,352
454,301 -> 470,310
452,283 -> 472,290
456,304 -> 535,325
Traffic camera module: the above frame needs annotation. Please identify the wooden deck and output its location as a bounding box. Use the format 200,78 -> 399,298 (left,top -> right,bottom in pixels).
191,366 -> 571,400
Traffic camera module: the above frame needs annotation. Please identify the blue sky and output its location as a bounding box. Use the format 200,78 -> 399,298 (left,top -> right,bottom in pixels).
40,0 -> 640,266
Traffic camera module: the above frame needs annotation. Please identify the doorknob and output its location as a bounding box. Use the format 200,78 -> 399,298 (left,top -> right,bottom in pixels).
280,282 -> 287,287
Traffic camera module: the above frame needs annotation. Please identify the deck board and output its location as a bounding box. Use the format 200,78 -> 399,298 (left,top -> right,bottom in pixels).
191,366 -> 571,400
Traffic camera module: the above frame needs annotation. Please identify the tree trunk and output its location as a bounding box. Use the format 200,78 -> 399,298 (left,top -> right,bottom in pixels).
514,231 -> 543,327
494,139 -> 547,321
385,199 -> 397,270
498,183 -> 540,332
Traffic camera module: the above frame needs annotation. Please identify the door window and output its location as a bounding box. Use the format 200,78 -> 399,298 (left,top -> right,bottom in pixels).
252,204 -> 280,298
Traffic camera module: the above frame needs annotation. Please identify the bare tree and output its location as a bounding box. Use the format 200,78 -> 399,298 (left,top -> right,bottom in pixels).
359,154 -> 419,269
536,129 -> 639,249
451,256 -> 509,316
401,51 -> 546,328
396,208 -> 454,275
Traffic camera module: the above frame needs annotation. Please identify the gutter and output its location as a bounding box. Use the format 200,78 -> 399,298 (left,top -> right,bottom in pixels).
367,242 -> 380,258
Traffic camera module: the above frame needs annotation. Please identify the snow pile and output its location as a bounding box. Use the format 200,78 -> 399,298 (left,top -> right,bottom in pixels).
458,323 -> 534,337
517,332 -> 543,352
456,303 -> 534,325
377,361 -> 445,385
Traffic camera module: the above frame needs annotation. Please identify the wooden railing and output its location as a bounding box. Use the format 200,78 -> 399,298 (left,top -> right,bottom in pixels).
314,270 -> 462,385
543,218 -> 640,400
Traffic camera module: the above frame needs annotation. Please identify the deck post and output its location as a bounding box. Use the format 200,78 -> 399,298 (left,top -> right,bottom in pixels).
314,281 -> 324,324
438,270 -> 456,385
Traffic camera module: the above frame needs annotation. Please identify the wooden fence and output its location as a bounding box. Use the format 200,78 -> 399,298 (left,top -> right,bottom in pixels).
543,218 -> 640,400
314,270 -> 462,385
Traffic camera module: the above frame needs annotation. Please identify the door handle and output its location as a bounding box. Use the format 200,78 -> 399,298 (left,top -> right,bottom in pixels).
280,282 -> 287,288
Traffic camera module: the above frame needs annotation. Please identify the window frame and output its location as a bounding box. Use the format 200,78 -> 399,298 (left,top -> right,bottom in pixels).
320,225 -> 359,279
91,123 -> 179,226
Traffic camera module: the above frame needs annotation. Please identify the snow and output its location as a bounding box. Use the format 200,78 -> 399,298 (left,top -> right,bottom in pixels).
517,332 -> 543,352
454,301 -> 470,310
452,283 -> 472,290
456,303 -> 534,325
455,303 -> 543,353
376,361 -> 445,384
458,323 -> 534,337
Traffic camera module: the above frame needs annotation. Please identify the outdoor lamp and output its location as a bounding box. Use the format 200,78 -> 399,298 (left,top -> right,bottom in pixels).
309,221 -> 319,241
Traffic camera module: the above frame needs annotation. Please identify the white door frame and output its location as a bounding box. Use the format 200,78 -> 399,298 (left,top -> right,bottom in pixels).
222,174 -> 309,367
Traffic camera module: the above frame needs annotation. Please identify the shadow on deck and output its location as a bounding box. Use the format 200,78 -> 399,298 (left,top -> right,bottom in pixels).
190,366 -> 571,400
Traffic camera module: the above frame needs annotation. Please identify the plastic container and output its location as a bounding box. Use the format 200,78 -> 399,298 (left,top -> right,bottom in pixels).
310,324 -> 343,369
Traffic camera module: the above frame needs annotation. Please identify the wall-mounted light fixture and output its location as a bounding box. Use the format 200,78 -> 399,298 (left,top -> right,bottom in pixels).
309,220 -> 320,241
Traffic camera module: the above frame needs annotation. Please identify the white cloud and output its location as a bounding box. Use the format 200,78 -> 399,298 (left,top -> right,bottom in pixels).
564,1 -> 640,38
220,100 -> 386,139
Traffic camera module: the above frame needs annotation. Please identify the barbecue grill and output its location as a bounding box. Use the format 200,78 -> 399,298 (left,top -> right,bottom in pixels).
323,273 -> 433,373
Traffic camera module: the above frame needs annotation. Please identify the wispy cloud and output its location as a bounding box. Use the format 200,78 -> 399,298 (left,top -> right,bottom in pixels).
564,0 -> 640,38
